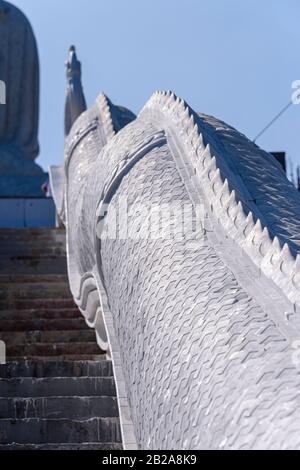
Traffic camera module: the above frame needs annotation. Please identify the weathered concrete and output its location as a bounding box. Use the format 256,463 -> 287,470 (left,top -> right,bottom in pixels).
0,377 -> 116,397
0,396 -> 119,419
0,443 -> 122,450
0,359 -> 113,378
0,417 -> 121,445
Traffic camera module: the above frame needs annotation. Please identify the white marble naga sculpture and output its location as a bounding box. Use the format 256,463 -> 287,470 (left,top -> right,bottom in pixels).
0,0 -> 45,196
62,49 -> 300,449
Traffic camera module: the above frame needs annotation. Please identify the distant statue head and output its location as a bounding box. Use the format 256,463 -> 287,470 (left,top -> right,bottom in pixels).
64,45 -> 87,136
66,45 -> 82,82
0,0 -> 41,177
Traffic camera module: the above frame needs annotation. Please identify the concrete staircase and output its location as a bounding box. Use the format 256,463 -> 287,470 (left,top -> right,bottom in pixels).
0,229 -> 122,450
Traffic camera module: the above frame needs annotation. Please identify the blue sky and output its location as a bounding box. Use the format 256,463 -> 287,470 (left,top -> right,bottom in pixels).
12,0 -> 300,179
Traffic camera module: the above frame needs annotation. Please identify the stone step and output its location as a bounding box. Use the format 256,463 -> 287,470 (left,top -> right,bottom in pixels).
0,417 -> 121,444
0,274 -> 69,284
0,318 -> 87,332
6,342 -> 101,358
0,284 -> 71,300
0,298 -> 75,310
0,308 -> 81,320
0,246 -> 66,257
0,228 -> 66,242
7,354 -> 105,361
0,442 -> 123,450
0,280 -> 70,289
0,360 -> 112,379
0,377 -> 116,397
0,330 -> 95,345
0,236 -> 66,245
0,396 -> 119,419
0,257 -> 68,275
0,252 -> 66,261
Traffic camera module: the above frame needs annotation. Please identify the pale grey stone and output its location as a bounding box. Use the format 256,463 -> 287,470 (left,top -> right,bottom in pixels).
63,88 -> 300,450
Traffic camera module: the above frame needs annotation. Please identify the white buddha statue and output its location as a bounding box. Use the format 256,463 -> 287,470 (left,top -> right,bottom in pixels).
0,0 -> 42,181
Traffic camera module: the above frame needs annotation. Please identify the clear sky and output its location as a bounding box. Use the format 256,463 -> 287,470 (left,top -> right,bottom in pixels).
12,0 -> 300,180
